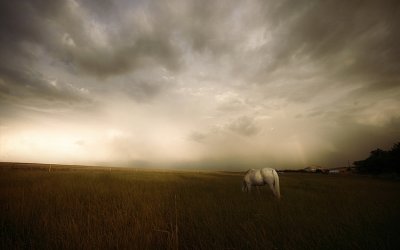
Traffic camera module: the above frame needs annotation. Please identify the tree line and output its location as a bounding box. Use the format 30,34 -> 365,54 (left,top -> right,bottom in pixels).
354,142 -> 400,174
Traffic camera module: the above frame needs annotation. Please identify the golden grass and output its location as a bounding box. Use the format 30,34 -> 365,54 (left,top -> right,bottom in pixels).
1,166 -> 400,249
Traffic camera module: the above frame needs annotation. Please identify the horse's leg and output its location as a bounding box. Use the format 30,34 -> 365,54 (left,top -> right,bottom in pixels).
256,186 -> 260,193
242,181 -> 248,192
247,183 -> 252,192
267,180 -> 277,197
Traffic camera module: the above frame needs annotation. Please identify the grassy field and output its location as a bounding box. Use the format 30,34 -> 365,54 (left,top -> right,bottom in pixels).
1,165 -> 400,249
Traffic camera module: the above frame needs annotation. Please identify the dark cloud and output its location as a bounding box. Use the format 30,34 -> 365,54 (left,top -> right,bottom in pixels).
2,0 -> 399,83
0,0 -> 181,81
118,80 -> 168,102
0,0 -> 184,114
0,0 -> 87,112
0,1 -> 61,47
0,66 -> 88,103
1,0 -> 399,168
228,0 -> 400,102
63,1 -> 182,77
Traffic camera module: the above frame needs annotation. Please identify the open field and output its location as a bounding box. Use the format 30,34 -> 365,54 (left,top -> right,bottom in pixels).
1,164 -> 400,249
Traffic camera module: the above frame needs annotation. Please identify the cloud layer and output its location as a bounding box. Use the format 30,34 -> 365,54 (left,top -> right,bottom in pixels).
1,0 -> 399,169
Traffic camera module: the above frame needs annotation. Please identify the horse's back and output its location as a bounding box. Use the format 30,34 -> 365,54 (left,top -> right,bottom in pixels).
244,168 -> 276,178
260,167 -> 276,174
245,168 -> 276,183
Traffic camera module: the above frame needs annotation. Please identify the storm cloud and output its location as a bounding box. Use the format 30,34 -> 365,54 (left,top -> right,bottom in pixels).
0,0 -> 399,169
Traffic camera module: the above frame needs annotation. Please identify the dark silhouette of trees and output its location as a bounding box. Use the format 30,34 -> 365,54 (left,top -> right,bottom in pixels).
354,142 -> 400,174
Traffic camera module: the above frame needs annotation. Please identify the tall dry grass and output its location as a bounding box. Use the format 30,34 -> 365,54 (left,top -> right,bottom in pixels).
1,168 -> 400,249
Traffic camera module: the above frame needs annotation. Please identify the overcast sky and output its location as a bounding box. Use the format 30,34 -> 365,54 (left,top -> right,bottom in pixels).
0,0 -> 399,170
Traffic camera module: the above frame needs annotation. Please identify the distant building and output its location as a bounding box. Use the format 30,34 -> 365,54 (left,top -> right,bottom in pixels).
327,167 -> 354,174
304,167 -> 317,173
303,166 -> 326,173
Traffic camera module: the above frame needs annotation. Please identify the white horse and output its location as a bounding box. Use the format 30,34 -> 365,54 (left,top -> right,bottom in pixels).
242,168 -> 281,199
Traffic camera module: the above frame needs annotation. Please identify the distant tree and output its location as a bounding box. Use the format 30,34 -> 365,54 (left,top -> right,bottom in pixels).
388,142 -> 400,171
391,142 -> 400,156
354,142 -> 400,174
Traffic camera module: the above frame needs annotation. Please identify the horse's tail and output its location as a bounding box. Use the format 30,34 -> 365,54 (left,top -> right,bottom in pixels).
272,169 -> 281,199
